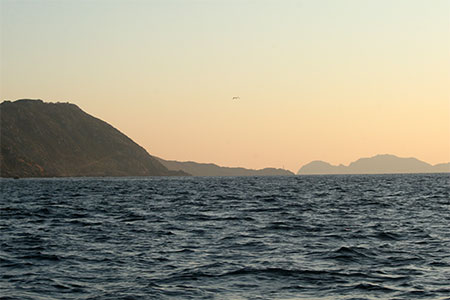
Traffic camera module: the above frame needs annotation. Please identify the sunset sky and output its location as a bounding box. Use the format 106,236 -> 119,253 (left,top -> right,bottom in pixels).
1,0 -> 449,172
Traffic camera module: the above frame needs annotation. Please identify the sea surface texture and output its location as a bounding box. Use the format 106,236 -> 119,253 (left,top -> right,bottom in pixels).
1,174 -> 449,300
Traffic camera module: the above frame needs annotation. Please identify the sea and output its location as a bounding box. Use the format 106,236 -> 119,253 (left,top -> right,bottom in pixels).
1,174 -> 449,300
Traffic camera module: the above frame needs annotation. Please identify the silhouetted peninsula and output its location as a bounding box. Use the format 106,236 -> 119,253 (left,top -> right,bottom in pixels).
156,158 -> 294,176
0,99 -> 188,178
297,154 -> 450,175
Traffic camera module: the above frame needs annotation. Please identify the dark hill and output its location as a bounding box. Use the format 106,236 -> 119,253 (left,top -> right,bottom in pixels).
156,157 -> 294,176
0,99 -> 187,177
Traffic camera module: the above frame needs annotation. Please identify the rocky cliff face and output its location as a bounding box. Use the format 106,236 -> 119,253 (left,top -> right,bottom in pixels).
0,99 -> 187,177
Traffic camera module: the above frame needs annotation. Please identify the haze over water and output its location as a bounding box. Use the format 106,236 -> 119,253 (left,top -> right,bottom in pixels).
1,0 -> 449,171
1,174 -> 449,300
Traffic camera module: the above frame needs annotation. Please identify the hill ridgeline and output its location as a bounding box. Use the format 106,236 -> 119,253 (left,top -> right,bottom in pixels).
156,157 -> 294,177
297,154 -> 450,175
0,99 -> 187,177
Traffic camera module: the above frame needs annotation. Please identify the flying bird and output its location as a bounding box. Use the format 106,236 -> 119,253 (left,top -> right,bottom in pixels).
232,96 -> 240,100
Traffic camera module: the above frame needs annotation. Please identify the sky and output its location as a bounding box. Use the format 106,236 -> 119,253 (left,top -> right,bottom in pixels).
1,0 -> 449,172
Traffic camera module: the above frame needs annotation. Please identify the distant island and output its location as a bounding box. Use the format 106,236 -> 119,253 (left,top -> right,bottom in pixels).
156,158 -> 294,177
297,154 -> 450,175
0,99 -> 188,178
2,99 -> 448,178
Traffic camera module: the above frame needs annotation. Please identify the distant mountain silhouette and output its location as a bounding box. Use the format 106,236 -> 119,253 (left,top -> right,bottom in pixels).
0,99 -> 188,177
297,154 -> 450,175
156,158 -> 294,176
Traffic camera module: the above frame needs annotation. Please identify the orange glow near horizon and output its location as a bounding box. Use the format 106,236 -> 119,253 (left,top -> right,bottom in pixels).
1,0 -> 449,172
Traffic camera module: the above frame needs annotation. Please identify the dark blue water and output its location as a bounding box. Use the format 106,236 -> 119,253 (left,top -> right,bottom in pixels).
1,174 -> 449,300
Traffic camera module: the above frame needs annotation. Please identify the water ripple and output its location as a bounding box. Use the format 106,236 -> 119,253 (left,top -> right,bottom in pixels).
1,174 -> 449,299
